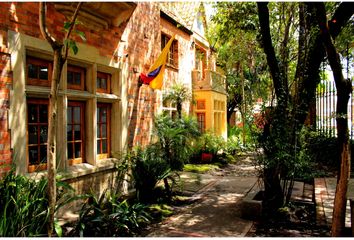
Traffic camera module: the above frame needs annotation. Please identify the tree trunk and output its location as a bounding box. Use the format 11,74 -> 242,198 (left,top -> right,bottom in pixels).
177,102 -> 182,119
47,48 -> 63,236
257,2 -> 289,211
240,65 -> 246,145
39,3 -> 82,236
315,2 -> 352,236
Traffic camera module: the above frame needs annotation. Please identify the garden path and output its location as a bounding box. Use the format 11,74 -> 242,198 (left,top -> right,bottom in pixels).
146,154 -> 260,237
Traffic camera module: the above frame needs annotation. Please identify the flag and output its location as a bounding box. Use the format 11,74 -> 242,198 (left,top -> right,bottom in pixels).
140,34 -> 176,90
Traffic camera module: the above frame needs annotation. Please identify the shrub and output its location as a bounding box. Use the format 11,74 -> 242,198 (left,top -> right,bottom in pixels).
71,190 -> 150,237
130,146 -> 173,202
154,114 -> 200,171
0,169 -> 75,237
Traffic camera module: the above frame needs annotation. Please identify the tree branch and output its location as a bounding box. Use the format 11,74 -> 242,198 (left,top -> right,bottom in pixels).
329,2 -> 354,38
257,2 -> 287,105
39,2 -> 59,49
64,2 -> 83,61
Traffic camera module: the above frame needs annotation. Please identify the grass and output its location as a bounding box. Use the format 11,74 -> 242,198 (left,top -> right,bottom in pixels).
183,164 -> 219,174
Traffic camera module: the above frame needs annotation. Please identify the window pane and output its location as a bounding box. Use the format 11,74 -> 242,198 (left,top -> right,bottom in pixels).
29,146 -> 38,165
40,126 -> 48,143
40,145 -> 47,163
100,78 -> 107,89
28,64 -> 38,79
74,124 -> 81,140
73,107 -> 81,124
96,78 -> 101,89
101,124 -> 107,138
97,124 -> 100,138
28,126 -> 38,144
67,143 -> 73,159
101,108 -> 107,123
67,106 -> 72,123
74,72 -> 81,85
74,142 -> 81,158
67,71 -> 74,85
97,107 -> 100,122
39,105 -> 48,123
67,125 -> 72,141
39,66 -> 48,80
102,140 -> 107,153
97,140 -> 101,154
28,104 -> 38,123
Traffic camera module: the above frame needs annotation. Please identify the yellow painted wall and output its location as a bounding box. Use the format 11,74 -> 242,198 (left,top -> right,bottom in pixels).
193,90 -> 227,139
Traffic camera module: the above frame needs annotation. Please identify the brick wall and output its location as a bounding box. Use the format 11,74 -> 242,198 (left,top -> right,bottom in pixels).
0,2 -> 190,175
0,52 -> 11,176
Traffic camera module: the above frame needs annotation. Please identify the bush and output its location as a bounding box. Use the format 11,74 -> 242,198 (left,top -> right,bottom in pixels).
70,190 -> 150,237
154,114 -> 200,171
130,146 -> 173,202
0,169 -> 75,237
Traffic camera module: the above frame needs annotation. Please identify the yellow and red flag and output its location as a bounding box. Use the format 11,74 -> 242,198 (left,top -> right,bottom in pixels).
140,34 -> 176,90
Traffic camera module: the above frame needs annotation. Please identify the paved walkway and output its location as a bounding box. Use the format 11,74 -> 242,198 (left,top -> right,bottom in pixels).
147,155 -> 260,237
315,177 -> 354,229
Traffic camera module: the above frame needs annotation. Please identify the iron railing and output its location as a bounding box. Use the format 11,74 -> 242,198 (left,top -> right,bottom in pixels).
316,79 -> 354,139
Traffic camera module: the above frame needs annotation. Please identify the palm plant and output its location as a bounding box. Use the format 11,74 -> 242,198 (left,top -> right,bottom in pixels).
154,114 -> 200,197
163,83 -> 193,119
130,145 -> 173,202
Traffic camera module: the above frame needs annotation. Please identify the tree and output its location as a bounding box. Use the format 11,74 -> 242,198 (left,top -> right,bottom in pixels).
315,2 -> 352,236
163,83 -> 192,119
257,2 -> 353,213
39,2 -> 83,236
209,2 -> 271,145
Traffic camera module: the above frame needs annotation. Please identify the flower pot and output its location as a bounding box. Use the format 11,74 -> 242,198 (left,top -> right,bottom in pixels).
201,153 -> 213,163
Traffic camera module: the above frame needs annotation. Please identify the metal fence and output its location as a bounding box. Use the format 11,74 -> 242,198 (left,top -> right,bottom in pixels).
316,79 -> 354,139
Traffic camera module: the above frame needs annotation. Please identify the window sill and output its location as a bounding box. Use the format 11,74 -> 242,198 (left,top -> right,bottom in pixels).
96,92 -> 120,102
166,64 -> 179,71
27,158 -> 120,181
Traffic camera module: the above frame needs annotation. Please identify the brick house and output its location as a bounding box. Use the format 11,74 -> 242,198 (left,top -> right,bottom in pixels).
0,2 -> 226,193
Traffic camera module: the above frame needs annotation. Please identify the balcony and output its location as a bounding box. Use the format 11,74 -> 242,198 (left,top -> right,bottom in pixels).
192,69 -> 226,94
54,2 -> 137,29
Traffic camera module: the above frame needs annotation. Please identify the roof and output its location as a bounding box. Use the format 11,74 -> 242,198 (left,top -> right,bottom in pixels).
159,2 -> 201,31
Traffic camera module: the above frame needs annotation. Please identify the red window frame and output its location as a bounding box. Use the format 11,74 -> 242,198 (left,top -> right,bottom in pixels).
196,100 -> 206,110
96,72 -> 111,94
97,103 -> 111,159
26,57 -> 52,87
27,99 -> 48,173
67,101 -> 85,165
67,65 -> 85,90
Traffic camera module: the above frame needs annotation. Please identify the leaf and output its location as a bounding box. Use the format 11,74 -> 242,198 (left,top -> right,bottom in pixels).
69,41 -> 79,55
75,30 -> 87,41
54,219 -> 62,237
63,22 -> 71,31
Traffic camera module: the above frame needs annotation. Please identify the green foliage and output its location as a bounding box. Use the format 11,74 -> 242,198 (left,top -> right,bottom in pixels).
183,164 -> 219,174
163,83 -> 193,118
63,20 -> 86,55
130,146 -> 173,202
0,170 -> 75,237
154,114 -> 200,171
0,170 -> 49,237
71,190 -> 150,237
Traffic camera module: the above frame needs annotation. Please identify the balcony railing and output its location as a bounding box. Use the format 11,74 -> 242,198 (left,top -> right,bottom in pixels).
192,69 -> 226,93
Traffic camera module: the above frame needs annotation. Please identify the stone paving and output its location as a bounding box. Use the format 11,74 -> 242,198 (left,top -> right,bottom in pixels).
146,155 -> 260,237
315,177 -> 354,229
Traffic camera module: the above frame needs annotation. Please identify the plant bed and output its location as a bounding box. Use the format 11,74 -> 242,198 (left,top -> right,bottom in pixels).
241,189 -> 263,221
246,200 -> 331,237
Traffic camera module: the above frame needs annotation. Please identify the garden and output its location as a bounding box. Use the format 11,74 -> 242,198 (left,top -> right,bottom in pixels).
0,1 -> 353,237
1,108 -> 351,237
